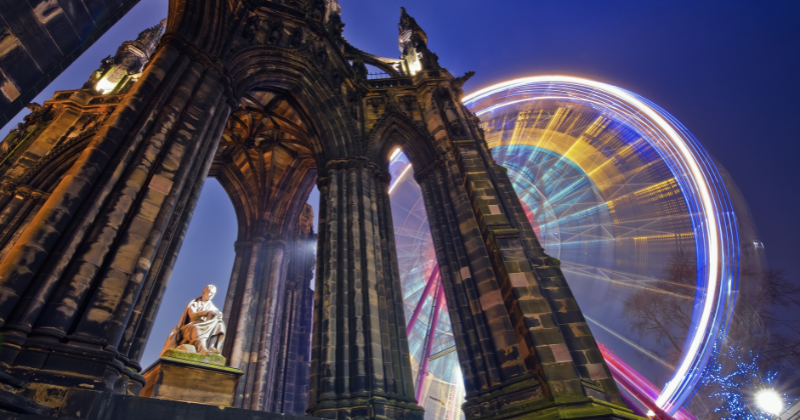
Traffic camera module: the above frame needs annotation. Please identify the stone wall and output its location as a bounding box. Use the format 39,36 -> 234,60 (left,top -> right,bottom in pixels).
0,0 -> 141,127
5,388 -> 309,420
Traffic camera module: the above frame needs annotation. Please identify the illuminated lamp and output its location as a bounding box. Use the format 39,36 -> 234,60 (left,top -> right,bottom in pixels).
755,389 -> 784,416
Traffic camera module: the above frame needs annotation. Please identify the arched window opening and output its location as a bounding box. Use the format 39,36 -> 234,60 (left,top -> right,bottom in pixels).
387,149 -> 466,420
140,179 -> 238,368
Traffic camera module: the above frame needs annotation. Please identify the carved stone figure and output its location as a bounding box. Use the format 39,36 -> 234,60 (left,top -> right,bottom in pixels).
289,28 -> 302,47
242,15 -> 260,43
267,20 -> 283,45
162,285 -> 226,355
438,86 -> 466,137
351,58 -> 367,80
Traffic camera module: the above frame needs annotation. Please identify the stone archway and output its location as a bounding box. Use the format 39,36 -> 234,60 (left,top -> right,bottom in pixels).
0,2 -> 642,420
213,89 -> 318,411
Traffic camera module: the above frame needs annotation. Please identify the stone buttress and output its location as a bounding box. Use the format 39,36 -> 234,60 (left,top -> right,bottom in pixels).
0,2 -> 644,420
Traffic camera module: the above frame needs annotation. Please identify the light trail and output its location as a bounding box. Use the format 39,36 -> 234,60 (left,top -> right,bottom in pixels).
388,163 -> 412,194
464,76 -> 738,414
585,315 -> 675,370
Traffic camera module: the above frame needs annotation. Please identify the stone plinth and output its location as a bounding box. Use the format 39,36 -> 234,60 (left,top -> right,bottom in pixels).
141,351 -> 242,407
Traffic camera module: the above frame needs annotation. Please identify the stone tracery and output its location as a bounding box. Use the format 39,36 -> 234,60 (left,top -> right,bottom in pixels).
0,3 -> 641,420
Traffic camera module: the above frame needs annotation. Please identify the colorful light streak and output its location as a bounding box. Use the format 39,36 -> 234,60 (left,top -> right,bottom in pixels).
599,343 -> 697,420
463,76 -> 739,414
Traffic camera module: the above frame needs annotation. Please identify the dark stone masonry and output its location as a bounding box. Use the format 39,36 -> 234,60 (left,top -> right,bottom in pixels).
0,1 -> 645,419
0,0 -> 142,128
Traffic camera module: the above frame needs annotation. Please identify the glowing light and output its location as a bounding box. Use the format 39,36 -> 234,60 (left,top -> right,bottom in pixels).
755,389 -> 783,415
408,54 -> 422,76
647,410 -> 656,418
388,163 -> 412,194
95,77 -> 119,95
464,76 -> 739,414
95,66 -> 127,94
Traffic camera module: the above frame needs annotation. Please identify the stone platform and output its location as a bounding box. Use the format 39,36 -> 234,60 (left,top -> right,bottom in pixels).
140,349 -> 242,408
3,388 -> 306,420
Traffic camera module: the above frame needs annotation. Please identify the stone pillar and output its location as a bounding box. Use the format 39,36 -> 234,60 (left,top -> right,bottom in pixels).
308,162 -> 422,420
223,237 -> 291,410
0,37 -> 233,400
121,100 -> 230,368
271,206 -> 315,415
408,82 -> 634,419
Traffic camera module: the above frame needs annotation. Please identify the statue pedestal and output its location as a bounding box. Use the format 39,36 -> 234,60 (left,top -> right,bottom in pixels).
140,350 -> 242,407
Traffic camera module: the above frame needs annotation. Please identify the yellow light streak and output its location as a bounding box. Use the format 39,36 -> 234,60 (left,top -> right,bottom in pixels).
465,76 -> 721,410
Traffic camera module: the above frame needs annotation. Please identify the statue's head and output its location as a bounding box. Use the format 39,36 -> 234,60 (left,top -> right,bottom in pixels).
201,285 -> 217,301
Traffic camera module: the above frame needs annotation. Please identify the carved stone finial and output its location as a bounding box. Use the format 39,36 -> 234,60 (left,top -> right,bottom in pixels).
82,19 -> 166,95
398,7 -> 437,73
453,71 -> 476,101
326,12 -> 345,38
399,7 -> 420,34
453,71 -> 475,91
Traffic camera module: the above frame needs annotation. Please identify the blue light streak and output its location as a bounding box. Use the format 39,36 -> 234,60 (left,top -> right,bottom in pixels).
463,76 -> 740,414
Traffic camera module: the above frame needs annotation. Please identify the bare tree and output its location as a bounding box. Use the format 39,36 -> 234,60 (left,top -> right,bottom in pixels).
622,249 -> 696,365
621,250 -> 800,418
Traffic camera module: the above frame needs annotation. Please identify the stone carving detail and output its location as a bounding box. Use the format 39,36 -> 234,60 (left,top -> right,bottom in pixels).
399,7 -> 440,71
398,95 -> 415,114
351,58 -> 367,81
326,12 -> 345,40
242,15 -> 260,43
0,5 -> 630,419
453,70 -> 475,101
162,285 -> 226,357
437,86 -> 467,138
289,28 -> 304,48
367,97 -> 383,114
83,19 -> 166,95
0,103 -> 55,163
307,0 -> 327,21
314,47 -> 329,68
267,20 -> 283,45
346,90 -> 360,118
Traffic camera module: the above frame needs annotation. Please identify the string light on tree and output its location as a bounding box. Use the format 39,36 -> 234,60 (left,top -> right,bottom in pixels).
702,343 -> 791,420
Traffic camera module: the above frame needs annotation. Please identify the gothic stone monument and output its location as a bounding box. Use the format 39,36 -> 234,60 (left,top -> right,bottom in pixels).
0,2 -> 642,420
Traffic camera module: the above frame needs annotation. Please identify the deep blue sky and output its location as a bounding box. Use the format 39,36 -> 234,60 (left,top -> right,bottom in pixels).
0,0 -> 798,368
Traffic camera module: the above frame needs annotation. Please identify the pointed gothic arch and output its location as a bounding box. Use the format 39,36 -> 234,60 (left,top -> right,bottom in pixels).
0,4 -> 638,420
367,111 -> 440,173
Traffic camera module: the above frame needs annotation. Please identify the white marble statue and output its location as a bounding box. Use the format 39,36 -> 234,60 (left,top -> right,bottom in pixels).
162,285 -> 226,355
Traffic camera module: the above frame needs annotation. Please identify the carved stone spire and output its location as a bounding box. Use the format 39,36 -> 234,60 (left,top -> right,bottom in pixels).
398,7 -> 427,49
133,19 -> 168,58
398,7 -> 438,75
83,19 -> 167,94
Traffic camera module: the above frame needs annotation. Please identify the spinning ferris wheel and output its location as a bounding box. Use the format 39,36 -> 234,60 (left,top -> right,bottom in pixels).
388,76 -> 762,420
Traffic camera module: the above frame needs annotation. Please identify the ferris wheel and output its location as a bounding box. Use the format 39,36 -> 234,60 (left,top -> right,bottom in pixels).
388,76 -> 761,420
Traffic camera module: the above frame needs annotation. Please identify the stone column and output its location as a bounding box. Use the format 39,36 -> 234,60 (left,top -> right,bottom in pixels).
308,161 -> 422,420
223,237 -> 291,411
271,207 -> 315,415
121,100 -> 230,369
0,37 -> 234,397
413,136 -> 631,419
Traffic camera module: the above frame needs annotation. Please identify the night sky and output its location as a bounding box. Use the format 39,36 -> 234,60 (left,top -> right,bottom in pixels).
1,0 -> 797,372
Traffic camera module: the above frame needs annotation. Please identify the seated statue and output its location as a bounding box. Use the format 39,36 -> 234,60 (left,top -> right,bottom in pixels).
162,285 -> 226,356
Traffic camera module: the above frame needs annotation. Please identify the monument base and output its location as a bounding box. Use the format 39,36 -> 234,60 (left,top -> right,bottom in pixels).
141,352 -> 242,407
